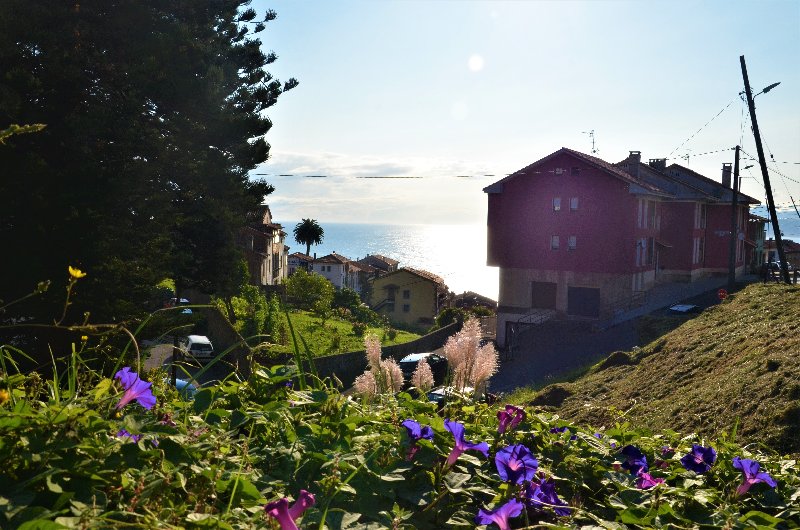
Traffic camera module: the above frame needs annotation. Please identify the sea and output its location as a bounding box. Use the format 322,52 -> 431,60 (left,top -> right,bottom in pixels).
283,222 -> 500,301
752,206 -> 800,241
282,209 -> 800,303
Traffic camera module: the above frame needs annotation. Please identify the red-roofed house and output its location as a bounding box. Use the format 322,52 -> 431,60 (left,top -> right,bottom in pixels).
485,147 -> 759,346
310,252 -> 363,292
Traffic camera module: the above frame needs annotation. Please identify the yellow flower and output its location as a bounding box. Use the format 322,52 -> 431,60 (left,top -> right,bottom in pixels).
0,389 -> 9,405
81,335 -> 89,342
68,266 -> 87,279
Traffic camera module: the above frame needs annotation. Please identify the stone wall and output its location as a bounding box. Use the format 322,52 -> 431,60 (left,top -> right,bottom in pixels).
300,322 -> 461,388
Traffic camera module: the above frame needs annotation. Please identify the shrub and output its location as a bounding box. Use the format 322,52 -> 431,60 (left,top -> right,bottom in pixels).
285,269 -> 334,311
352,321 -> 367,336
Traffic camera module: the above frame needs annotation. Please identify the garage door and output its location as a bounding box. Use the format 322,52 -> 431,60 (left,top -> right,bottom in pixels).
531,281 -> 557,309
567,287 -> 600,317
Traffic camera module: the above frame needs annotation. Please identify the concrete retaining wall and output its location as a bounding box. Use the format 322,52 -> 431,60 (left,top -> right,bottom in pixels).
301,322 -> 461,388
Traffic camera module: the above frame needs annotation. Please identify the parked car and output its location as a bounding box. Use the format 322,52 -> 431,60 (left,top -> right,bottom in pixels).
398,352 -> 448,388
181,335 -> 215,362
165,377 -> 198,399
766,261 -> 793,272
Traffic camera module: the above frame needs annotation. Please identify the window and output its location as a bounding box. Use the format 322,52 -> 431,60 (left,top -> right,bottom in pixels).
552,197 -> 561,211
570,167 -> 581,176
647,201 -> 656,228
402,289 -> 410,299
637,199 -> 644,228
554,167 -> 564,175
402,304 -> 410,313
551,235 -> 560,250
645,237 -> 654,265
568,235 -> 577,250
570,197 -> 578,210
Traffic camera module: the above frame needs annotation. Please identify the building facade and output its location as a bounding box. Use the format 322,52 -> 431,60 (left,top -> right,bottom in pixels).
239,206 -> 289,287
485,148 -> 759,346
368,267 -> 448,329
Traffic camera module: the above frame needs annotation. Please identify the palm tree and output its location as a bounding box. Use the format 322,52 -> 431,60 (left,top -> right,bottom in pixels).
293,218 -> 325,256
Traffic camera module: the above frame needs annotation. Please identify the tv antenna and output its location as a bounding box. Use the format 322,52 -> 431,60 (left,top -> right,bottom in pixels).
582,129 -> 598,153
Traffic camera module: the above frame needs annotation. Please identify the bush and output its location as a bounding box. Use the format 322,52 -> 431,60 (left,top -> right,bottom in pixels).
285,269 -> 334,312
332,287 -> 362,311
352,321 -> 367,336
435,307 -> 467,328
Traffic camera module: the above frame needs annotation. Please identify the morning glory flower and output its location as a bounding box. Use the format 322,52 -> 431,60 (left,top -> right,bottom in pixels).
526,477 -> 571,516
116,429 -> 142,443
635,470 -> 665,489
401,419 -> 434,460
620,445 -> 648,474
680,444 -> 717,474
732,457 -> 777,496
264,490 -> 316,530
495,444 -> 538,484
114,367 -> 156,410
444,419 -> 490,467
402,419 -> 434,442
497,404 -> 525,434
475,498 -> 524,530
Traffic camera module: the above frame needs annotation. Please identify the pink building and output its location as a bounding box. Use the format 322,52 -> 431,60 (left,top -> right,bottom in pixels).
485,148 -> 758,346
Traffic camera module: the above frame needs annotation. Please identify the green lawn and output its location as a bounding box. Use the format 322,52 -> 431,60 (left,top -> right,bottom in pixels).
268,310 -> 421,358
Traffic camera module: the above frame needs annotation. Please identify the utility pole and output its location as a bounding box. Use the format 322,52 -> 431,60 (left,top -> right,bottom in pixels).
727,145 -> 740,290
739,55 -> 790,284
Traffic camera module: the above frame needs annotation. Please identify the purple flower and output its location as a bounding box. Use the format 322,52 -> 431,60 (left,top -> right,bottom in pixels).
732,457 -> 777,496
620,445 -> 648,475
497,405 -> 525,434
635,470 -> 665,489
401,419 -> 434,460
265,490 -> 316,530
495,444 -> 538,484
444,419 -> 489,467
116,429 -> 142,443
475,498 -> 524,530
401,419 -> 434,442
680,444 -> 717,474
550,426 -> 569,433
526,477 -> 571,516
114,367 -> 156,410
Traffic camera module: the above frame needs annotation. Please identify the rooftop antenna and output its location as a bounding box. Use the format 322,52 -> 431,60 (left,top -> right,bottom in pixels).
582,129 -> 598,153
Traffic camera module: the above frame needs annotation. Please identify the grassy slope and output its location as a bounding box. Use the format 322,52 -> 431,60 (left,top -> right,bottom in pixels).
527,283 -> 800,455
271,310 -> 421,357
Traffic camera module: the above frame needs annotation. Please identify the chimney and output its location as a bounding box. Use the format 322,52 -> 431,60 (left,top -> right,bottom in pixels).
627,151 -> 641,177
722,163 -> 732,189
648,158 -> 666,171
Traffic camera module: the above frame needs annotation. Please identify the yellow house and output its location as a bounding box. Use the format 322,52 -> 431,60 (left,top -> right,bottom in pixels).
369,267 -> 448,328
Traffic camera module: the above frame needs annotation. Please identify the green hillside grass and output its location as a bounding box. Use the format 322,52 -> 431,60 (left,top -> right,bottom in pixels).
521,283 -> 800,455
269,310 -> 421,357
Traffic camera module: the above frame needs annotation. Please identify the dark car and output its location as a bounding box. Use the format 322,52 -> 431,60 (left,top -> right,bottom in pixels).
766,261 -> 793,272
398,352 -> 448,388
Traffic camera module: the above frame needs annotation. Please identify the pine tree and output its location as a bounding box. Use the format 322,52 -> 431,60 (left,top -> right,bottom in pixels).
0,1 -> 296,320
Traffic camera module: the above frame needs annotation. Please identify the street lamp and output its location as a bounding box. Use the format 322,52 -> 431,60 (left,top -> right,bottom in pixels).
740,55 -> 790,284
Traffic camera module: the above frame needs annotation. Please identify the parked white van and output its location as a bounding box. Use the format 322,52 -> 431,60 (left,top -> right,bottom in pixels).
182,335 -> 214,362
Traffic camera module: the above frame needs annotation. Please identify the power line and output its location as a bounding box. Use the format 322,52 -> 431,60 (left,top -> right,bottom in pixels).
668,97 -> 737,157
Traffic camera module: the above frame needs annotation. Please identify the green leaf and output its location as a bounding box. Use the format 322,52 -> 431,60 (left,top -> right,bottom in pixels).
45,475 -> 62,493
739,510 -> 784,526
444,472 -> 471,493
193,389 -> 214,413
17,520 -> 69,530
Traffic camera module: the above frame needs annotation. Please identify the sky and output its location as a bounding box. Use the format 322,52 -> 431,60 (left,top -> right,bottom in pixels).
251,0 -> 800,226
